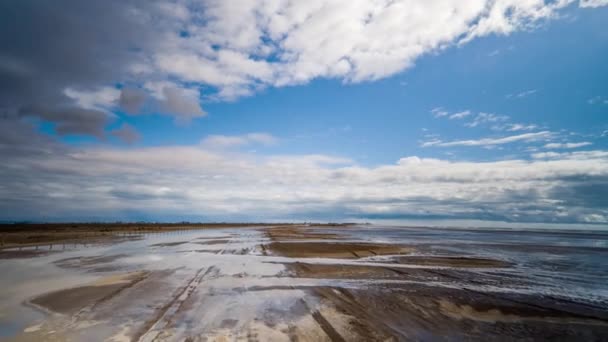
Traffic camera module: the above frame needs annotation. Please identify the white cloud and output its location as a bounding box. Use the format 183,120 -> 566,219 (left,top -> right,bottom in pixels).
3,138 -> 608,223
580,0 -> 608,8
531,151 -> 562,159
431,107 -> 449,118
4,0 -> 607,140
143,81 -> 206,122
504,123 -> 539,131
200,133 -> 278,149
488,49 -> 501,57
429,108 -> 538,133
506,89 -> 538,99
431,107 -> 472,120
531,150 -> 608,160
459,0 -> 575,43
449,110 -> 472,120
544,142 -> 592,149
124,0 -> 595,102
422,131 -> 553,147
465,112 -> 510,127
64,87 -> 120,111
588,96 -> 608,105
582,214 -> 608,223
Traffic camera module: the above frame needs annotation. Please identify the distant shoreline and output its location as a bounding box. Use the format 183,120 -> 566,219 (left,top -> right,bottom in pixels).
0,222 -> 357,232
0,223 -> 357,250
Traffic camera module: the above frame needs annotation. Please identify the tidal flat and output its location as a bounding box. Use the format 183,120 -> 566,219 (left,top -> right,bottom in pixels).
1,224 -> 607,341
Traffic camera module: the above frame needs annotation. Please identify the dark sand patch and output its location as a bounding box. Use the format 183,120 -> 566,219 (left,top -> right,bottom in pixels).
311,284 -> 608,341
190,249 -> 220,254
282,262 -> 528,290
311,310 -> 347,342
220,319 -> 239,329
285,257 -> 510,281
438,299 -> 608,326
195,239 -> 230,245
0,232 -> 137,250
0,249 -> 54,259
438,299 -> 522,323
265,226 -> 342,241
266,241 -> 411,258
195,235 -> 233,240
394,256 -> 511,268
54,254 -> 127,269
28,271 -> 148,314
151,241 -> 190,247
288,262 -> 403,279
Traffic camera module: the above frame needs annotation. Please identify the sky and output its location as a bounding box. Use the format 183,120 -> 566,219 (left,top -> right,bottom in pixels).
1,0 -> 607,226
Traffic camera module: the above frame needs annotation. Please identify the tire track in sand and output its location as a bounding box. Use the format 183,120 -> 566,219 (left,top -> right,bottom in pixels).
135,234 -> 240,341
134,265 -> 215,342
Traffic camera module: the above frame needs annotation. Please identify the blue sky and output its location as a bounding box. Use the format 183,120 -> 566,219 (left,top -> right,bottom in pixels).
1,1 -> 608,225
98,4 -> 608,164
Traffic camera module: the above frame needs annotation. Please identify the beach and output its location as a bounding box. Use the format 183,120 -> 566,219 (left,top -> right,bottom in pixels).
1,224 -> 607,341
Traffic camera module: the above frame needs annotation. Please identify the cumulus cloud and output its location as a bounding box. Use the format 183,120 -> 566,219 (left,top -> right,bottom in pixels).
1,139 -> 607,224
64,87 -> 120,111
0,1 -> 152,137
422,131 -> 553,147
119,88 -> 148,115
1,1 -> 606,224
2,0 -> 601,141
160,86 -> 206,123
18,105 -> 112,138
110,123 -> 141,144
0,119 -> 64,157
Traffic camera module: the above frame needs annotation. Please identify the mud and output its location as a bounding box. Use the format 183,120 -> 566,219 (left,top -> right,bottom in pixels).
151,241 -> 190,247
265,226 -> 343,241
265,241 -> 411,258
194,239 -> 230,245
28,272 -> 148,314
313,284 -> 608,341
287,262 -> 404,279
0,249 -> 55,259
393,255 -> 511,268
55,254 -> 128,268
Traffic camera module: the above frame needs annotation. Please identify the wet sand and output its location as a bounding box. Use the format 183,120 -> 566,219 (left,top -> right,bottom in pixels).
393,255 -> 512,268
265,241 -> 411,258
0,250 -> 55,260
0,223 -> 328,249
29,272 -> 148,314
1,224 -> 607,341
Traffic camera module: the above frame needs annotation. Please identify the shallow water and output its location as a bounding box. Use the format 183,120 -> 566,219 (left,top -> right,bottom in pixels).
1,225 -> 607,340
331,226 -> 608,303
